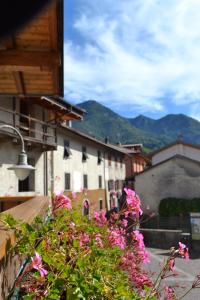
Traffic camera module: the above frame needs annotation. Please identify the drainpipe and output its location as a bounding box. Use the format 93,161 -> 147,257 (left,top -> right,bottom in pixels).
103,150 -> 109,211
50,150 -> 54,195
43,151 -> 48,196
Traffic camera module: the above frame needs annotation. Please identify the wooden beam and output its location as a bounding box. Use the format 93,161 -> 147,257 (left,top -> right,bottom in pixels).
0,50 -> 60,71
13,71 -> 25,95
48,3 -> 60,95
48,2 -> 58,51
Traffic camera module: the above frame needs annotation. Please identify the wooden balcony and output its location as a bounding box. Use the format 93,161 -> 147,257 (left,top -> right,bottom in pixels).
0,196 -> 49,299
0,104 -> 57,150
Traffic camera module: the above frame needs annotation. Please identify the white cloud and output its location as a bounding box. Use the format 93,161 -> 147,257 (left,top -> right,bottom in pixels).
64,0 -> 200,116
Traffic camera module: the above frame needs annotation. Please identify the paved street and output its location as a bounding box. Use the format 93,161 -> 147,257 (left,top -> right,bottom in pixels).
146,248 -> 200,300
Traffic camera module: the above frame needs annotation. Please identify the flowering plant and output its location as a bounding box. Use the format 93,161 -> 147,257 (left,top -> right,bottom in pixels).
1,189 -> 198,299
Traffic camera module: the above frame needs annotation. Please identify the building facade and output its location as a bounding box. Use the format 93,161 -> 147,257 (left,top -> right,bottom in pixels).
0,97 -> 84,211
121,144 -> 149,188
52,126 -> 127,212
135,141 -> 200,213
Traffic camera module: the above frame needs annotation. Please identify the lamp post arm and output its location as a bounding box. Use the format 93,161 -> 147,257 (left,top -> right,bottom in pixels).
0,124 -> 25,153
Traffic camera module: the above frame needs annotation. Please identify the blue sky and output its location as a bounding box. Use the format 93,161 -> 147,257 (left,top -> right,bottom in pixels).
64,0 -> 200,120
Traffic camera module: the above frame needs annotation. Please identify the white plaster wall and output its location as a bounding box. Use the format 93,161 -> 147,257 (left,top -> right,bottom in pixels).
0,98 -> 13,125
53,130 -> 106,192
152,144 -> 200,165
0,141 -> 44,196
135,157 -> 200,213
104,153 -> 126,182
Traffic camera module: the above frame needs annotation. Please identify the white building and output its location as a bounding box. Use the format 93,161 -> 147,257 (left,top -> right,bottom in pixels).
0,97 -> 84,211
135,141 -> 200,213
52,125 -> 127,211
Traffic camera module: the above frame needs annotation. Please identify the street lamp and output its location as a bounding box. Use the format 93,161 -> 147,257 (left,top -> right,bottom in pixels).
0,124 -> 36,180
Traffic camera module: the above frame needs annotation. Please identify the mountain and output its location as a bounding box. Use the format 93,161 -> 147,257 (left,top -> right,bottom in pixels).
128,115 -> 156,130
129,113 -> 200,144
72,100 -> 170,150
72,100 -> 200,150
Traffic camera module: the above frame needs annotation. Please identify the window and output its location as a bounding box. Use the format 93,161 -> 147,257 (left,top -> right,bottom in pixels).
108,154 -> 112,166
82,146 -> 88,162
83,199 -> 90,216
97,150 -> 102,164
63,140 -> 72,159
108,179 -> 114,191
99,199 -> 103,210
98,175 -> 102,188
115,180 -> 119,190
65,173 -> 71,190
83,174 -> 88,189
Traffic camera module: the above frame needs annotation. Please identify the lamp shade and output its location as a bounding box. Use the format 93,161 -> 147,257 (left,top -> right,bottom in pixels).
8,152 -> 36,180
8,165 -> 35,181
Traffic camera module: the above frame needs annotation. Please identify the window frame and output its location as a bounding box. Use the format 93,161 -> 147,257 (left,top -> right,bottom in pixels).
65,173 -> 71,190
98,175 -> 102,189
83,174 -> 88,189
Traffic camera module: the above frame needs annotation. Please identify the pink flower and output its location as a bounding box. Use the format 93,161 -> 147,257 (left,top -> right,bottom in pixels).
94,233 -> 103,248
132,230 -> 150,264
164,286 -> 175,300
93,210 -> 107,226
124,188 -> 143,216
121,219 -> 128,227
121,251 -> 152,289
31,252 -> 48,278
132,230 -> 145,250
83,200 -> 89,209
178,242 -> 189,260
79,233 -> 90,248
69,222 -> 75,229
169,258 -> 175,271
72,191 -> 77,199
53,193 -> 72,210
108,227 -> 126,250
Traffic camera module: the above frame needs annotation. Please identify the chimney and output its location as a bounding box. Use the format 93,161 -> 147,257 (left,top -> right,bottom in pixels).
105,137 -> 109,144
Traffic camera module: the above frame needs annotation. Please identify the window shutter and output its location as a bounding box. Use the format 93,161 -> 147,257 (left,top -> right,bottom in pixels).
64,140 -> 72,159
97,150 -> 102,164
82,146 -> 88,162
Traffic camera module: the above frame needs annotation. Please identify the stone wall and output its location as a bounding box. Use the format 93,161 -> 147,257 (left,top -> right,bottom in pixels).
135,156 -> 200,213
140,228 -> 183,249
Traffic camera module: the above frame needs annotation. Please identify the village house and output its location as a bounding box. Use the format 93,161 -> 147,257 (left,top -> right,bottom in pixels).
0,1 -> 86,212
0,97 -> 84,211
0,1 -> 127,297
135,140 -> 200,213
121,143 -> 149,188
52,125 -> 127,212
0,0 -> 127,213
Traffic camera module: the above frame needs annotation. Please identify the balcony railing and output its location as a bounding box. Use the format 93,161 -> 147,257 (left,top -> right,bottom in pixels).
0,105 -> 57,148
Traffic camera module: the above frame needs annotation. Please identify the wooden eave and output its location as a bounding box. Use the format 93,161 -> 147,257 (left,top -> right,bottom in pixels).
36,96 -> 85,121
0,1 -> 63,96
